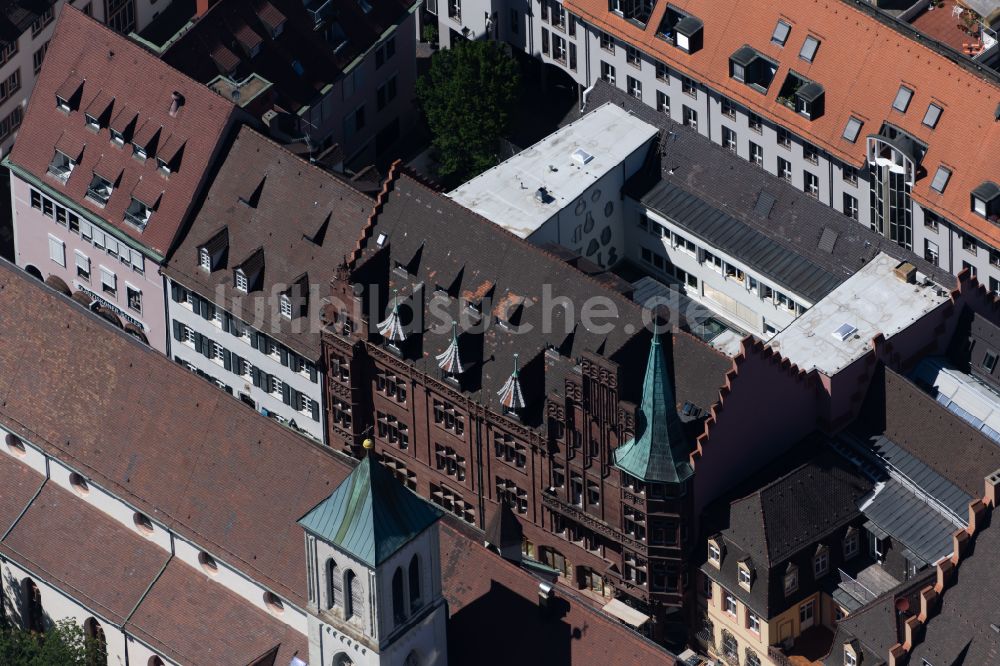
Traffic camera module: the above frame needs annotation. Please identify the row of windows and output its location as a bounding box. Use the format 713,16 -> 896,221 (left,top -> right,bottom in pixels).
47,233 -> 142,312
30,188 -> 146,275
638,214 -> 805,313
172,284 -> 318,382
541,29 -> 578,71
173,321 -> 321,421
431,482 -> 475,524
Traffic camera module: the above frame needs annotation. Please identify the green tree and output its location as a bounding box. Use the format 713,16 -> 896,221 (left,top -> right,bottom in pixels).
0,618 -> 94,665
416,40 -> 520,185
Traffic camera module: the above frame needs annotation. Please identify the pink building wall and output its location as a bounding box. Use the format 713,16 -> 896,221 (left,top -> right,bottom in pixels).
10,174 -> 168,353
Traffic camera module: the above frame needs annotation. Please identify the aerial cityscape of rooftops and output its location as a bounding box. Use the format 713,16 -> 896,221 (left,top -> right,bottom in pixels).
2,0 -> 1000,665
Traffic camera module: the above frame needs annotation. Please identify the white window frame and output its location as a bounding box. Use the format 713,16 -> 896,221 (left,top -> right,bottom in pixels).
48,234 -> 65,267
724,592 -> 737,616
100,266 -> 116,297
75,250 -> 90,280
126,283 -> 142,314
280,294 -> 293,319
235,269 -> 249,292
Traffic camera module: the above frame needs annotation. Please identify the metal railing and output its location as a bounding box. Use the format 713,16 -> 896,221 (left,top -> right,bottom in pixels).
838,567 -> 877,604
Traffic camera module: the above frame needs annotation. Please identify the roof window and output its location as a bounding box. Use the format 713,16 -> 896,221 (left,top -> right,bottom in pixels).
893,86 -> 913,113
48,150 -> 75,183
610,0 -> 657,26
922,103 -> 943,129
124,197 -> 152,230
729,46 -> 777,93
772,20 -> 791,46
930,166 -> 951,194
842,116 -> 863,143
657,6 -> 703,54
86,173 -> 113,206
799,35 -> 820,62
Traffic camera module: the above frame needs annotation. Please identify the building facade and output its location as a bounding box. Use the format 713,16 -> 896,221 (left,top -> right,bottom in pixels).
430,0 -> 1000,291
5,7 -> 237,353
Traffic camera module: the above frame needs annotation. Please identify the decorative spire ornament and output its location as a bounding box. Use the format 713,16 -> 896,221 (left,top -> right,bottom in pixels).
497,353 -> 525,411
436,322 -> 464,375
377,289 -> 407,343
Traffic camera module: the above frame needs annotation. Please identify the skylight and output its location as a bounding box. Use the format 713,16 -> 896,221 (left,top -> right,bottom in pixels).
930,166 -> 951,194
799,35 -> 819,62
893,86 -> 913,113
832,323 -> 858,342
842,116 -> 863,143
922,103 -> 942,129
772,20 -> 791,46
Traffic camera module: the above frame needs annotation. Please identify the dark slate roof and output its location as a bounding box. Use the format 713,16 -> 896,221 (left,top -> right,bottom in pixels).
0,0 -> 54,46
860,479 -> 958,566
870,436 -> 972,523
908,522 -> 1000,666
163,126 -> 372,359
586,81 -> 954,290
350,171 -> 731,428
298,454 -> 441,567
484,502 -> 522,549
702,440 -> 873,614
614,333 -> 693,483
637,179 -> 842,303
160,0 -> 416,115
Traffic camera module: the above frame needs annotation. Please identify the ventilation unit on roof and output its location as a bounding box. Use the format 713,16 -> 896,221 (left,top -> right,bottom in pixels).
832,323 -> 858,342
572,148 -> 594,165
535,187 -> 553,204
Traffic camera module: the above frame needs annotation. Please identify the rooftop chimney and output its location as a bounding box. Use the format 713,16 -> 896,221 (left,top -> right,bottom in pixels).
893,261 -> 916,284
169,91 -> 185,118
538,581 -> 555,616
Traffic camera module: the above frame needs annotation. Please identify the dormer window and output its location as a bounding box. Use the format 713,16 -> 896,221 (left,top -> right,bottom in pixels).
156,157 -> 171,176
658,6 -> 703,53
84,113 -> 99,130
280,294 -> 293,319
843,528 -> 859,559
199,247 -> 211,270
784,564 -> 799,595
124,197 -> 152,229
235,269 -> 248,292
56,95 -> 70,112
729,46 -> 777,93
110,129 -> 125,145
738,560 -> 753,590
707,537 -> 723,567
971,181 -> 1000,219
609,0 -> 656,26
778,71 -> 824,119
47,150 -> 75,182
813,545 -> 829,578
133,143 -> 147,161
272,20 -> 285,38
86,173 -> 113,206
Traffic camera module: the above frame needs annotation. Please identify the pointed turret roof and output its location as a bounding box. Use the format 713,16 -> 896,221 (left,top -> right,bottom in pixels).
485,502 -> 523,550
377,290 -> 407,343
497,353 -> 525,411
436,322 -> 464,374
613,333 -> 693,484
298,455 -> 440,567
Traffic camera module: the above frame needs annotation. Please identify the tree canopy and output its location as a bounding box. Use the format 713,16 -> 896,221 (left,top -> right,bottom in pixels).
416,39 -> 520,186
0,619 -> 94,665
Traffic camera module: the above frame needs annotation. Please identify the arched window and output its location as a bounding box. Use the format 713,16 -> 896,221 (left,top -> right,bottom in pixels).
21,578 -> 43,633
721,629 -> 738,661
83,617 -> 108,666
332,653 -> 354,666
326,559 -> 342,609
408,554 -> 422,611
344,570 -> 361,621
392,567 -> 406,623
148,657 -> 165,666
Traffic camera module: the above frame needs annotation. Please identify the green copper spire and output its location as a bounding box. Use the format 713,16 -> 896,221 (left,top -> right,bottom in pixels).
613,332 -> 693,484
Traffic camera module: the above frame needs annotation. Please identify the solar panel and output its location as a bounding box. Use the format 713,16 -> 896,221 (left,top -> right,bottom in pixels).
753,191 -> 776,218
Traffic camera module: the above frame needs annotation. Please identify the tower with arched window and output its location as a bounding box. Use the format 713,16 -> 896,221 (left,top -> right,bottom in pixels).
298,453 -> 448,666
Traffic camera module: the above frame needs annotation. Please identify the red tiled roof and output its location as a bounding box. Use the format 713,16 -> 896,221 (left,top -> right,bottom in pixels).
7,7 -> 236,258
0,260 -> 683,664
0,482 -> 169,625
124,560 -> 307,666
562,0 -> 1000,247
0,451 -> 44,535
439,525 -> 676,666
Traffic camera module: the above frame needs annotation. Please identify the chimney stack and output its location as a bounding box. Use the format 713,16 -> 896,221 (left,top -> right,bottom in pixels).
169,91 -> 185,117
538,581 -> 555,616
985,469 -> 1000,507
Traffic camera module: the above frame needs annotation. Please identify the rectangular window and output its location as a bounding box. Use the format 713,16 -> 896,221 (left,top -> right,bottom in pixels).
843,116 -> 863,143
48,234 -> 65,267
893,85 -> 913,113
748,112 -> 762,133
100,266 -> 116,297
75,251 -> 90,281
30,7 -> 54,37
32,42 -> 48,74
600,61 -> 615,86
799,35 -> 820,62
923,103 -> 942,128
843,165 -> 858,185
722,126 -> 737,152
930,166 -> 951,193
721,97 -> 735,118
376,75 -> 397,111
772,20 -> 791,46
963,234 -> 978,255
803,143 -> 819,164
126,284 -> 142,313
747,610 -> 761,633
804,171 -> 819,198
750,141 -> 763,166
777,127 -> 791,148
681,76 -> 696,97
924,239 -> 939,266
627,75 -> 641,101
569,42 -> 577,70
656,60 -> 669,81
778,157 -> 792,181
552,34 -> 567,63
626,45 -> 641,68
0,69 -> 20,105
656,91 -> 670,116
541,27 -> 549,55
844,193 -> 859,221
600,31 -> 614,52
683,106 -> 697,131
724,592 -> 737,616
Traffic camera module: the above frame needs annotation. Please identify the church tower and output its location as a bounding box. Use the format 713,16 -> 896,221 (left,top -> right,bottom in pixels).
298,447 -> 448,666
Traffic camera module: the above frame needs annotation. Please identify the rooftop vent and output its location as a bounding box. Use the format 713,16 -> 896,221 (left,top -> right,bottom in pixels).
535,187 -> 553,204
893,261 -> 916,284
572,148 -> 594,165
169,91 -> 185,117
832,323 -> 858,342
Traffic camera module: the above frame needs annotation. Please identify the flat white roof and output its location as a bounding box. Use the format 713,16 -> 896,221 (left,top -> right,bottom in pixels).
768,253 -> 950,376
448,104 -> 658,237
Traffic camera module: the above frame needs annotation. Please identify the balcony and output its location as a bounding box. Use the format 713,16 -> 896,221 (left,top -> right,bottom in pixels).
541,491 -> 645,551
768,626 -> 835,666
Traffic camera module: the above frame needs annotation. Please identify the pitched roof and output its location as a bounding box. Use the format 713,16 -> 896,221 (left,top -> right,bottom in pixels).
589,81 -> 951,292
160,0 -> 415,115
0,259 -> 680,666
163,126 -> 372,358
614,333 -> 693,483
351,171 -> 729,428
7,6 -> 236,258
563,0 -> 1000,249
298,455 -> 441,567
